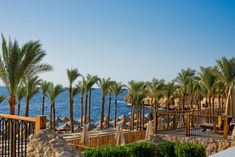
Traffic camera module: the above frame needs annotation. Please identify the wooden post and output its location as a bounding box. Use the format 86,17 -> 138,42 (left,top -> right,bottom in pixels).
224,115 -> 228,139
35,115 -> 46,133
154,111 -> 158,134
186,112 -> 190,137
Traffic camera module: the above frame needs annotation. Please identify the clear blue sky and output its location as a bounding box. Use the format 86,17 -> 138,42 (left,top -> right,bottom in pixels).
0,0 -> 234,86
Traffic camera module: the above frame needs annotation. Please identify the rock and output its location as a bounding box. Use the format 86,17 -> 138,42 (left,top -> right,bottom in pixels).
27,129 -> 83,157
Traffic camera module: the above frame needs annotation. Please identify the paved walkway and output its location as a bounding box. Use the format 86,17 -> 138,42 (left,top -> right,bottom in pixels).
209,146 -> 235,157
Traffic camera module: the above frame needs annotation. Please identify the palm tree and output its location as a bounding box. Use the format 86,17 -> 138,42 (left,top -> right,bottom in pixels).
40,81 -> 50,115
136,91 -> 146,130
86,75 -> 99,124
23,76 -> 41,117
47,83 -> 64,131
199,67 -> 217,115
0,35 -> 53,115
188,79 -> 200,109
128,80 -> 145,130
216,57 -> 235,116
111,82 -> 124,128
97,77 -> 113,129
77,81 -> 85,127
175,68 -> 195,110
67,68 -> 81,133
162,82 -> 176,111
16,86 -> 26,115
106,81 -> 115,128
0,96 -> 4,104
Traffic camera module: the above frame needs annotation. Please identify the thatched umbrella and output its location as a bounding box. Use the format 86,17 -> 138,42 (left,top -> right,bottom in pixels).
80,125 -> 89,145
58,123 -> 70,131
55,117 -> 64,124
61,117 -> 70,123
115,120 -> 125,145
145,120 -> 153,140
118,114 -> 130,122
66,120 -> 80,126
157,118 -> 163,130
74,126 -> 82,133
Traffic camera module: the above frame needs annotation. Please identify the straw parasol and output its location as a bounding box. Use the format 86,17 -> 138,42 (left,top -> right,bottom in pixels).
115,120 -> 125,145
57,123 -> 71,131
157,118 -> 163,130
66,120 -> 80,126
80,124 -> 89,145
55,117 -> 64,124
118,114 -> 130,122
145,120 -> 153,140
74,126 -> 82,133
61,117 -> 70,123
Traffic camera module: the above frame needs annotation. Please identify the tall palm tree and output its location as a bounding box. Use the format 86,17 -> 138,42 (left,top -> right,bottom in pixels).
77,81 -> 85,127
128,80 -> 145,130
97,77 -> 113,129
106,81 -> 115,128
188,79 -> 200,109
47,83 -> 64,131
136,91 -> 146,130
162,82 -> 176,111
0,35 -> 53,115
111,82 -> 124,128
23,76 -> 41,117
199,67 -> 217,115
175,68 -> 195,110
67,68 -> 81,133
16,86 -> 26,115
40,81 -> 50,115
216,57 -> 235,115
86,75 -> 99,124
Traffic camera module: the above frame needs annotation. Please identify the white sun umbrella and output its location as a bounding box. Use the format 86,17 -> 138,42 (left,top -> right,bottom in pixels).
157,117 -> 163,130
80,124 -> 89,145
177,115 -> 184,128
145,120 -> 153,140
115,120 -> 125,145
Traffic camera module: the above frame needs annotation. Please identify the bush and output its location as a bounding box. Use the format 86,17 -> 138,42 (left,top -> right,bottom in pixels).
160,141 -> 176,157
84,142 -> 155,157
174,142 -> 206,157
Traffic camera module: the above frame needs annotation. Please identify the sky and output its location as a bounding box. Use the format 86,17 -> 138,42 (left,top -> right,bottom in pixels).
0,0 -> 234,86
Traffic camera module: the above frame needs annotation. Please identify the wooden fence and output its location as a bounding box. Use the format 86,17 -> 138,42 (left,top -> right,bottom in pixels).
0,114 -> 46,157
67,131 -> 146,152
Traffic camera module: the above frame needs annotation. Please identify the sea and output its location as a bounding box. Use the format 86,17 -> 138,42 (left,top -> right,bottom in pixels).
0,87 -> 150,124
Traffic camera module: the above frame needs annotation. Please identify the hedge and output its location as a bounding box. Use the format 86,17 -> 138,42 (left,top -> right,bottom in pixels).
160,141 -> 206,157
84,142 -> 155,157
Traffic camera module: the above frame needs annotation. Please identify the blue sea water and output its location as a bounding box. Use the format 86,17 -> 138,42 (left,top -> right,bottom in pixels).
0,87 -> 150,123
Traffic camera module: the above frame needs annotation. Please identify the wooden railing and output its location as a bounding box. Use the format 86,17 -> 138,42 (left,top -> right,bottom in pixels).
0,114 -> 46,157
67,131 -> 146,152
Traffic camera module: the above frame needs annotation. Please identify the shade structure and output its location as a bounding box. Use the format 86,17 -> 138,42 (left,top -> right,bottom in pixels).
118,114 -> 130,122
66,120 -> 80,126
61,117 -> 70,123
157,118 -> 163,130
55,117 -> 64,124
57,123 -> 71,131
115,120 -> 125,145
80,124 -> 89,145
145,120 -> 153,140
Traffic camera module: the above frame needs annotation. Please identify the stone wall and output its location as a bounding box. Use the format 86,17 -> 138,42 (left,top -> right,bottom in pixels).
151,134 -> 235,157
27,129 -> 83,157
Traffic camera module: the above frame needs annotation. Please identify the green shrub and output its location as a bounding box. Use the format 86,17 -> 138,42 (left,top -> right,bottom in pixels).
84,142 -> 155,157
175,142 -> 206,157
160,141 -> 176,157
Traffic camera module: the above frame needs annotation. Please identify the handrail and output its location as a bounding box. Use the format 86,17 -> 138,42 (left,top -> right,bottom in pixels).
0,114 -> 36,122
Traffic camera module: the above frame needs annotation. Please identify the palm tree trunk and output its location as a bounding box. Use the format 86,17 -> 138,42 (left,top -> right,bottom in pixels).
182,92 -> 186,111
88,90 -> 92,124
50,101 -> 53,130
17,102 -> 21,116
25,96 -> 30,117
100,95 -> 105,129
107,93 -> 111,128
80,92 -> 84,127
53,102 -> 56,131
218,94 -> 221,115
131,102 -> 135,130
212,97 -> 215,116
9,96 -> 16,115
84,93 -> 88,124
114,96 -> 117,128
42,96 -> 45,115
69,87 -> 74,133
141,103 -> 144,131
